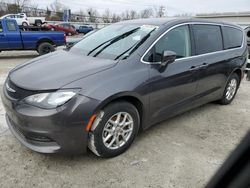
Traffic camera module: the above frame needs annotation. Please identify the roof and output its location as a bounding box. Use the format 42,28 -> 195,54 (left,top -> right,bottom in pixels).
196,12 -> 250,18
116,17 -> 241,29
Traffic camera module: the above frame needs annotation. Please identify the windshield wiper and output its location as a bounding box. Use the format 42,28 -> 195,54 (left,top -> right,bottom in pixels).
114,28 -> 156,60
87,27 -> 140,56
91,27 -> 141,57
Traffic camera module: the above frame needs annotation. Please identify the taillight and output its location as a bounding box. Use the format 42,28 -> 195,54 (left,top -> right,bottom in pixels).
64,33 -> 66,42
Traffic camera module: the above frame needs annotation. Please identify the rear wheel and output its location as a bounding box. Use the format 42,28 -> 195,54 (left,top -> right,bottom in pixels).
88,101 -> 140,158
219,73 -> 240,105
22,22 -> 28,27
37,42 -> 55,56
35,20 -> 42,27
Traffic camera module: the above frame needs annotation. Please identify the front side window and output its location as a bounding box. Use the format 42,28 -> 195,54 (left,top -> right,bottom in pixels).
193,25 -> 223,55
71,24 -> 158,60
6,21 -> 16,31
143,25 -> 191,62
223,26 -> 243,49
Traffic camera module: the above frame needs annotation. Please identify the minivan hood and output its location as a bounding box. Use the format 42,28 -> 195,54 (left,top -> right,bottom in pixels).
9,50 -> 118,90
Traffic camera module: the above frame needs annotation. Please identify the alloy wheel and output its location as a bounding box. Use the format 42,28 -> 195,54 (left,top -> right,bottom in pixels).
102,112 -> 134,150
226,78 -> 237,101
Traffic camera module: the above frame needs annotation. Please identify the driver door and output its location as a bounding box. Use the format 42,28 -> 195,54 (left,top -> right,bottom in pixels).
144,25 -> 200,124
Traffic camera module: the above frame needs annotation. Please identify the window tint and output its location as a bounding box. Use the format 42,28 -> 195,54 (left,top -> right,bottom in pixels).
143,25 -> 191,62
193,25 -> 223,55
223,26 -> 243,49
6,21 -> 16,31
0,22 -> 3,32
7,15 -> 14,18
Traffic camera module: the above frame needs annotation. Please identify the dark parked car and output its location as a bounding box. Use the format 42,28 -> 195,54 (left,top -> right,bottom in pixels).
45,23 -> 77,36
77,25 -> 93,34
1,18 -> 248,157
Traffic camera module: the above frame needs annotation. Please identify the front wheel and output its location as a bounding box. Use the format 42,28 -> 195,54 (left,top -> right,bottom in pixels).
37,42 -> 55,56
88,101 -> 140,158
219,73 -> 240,105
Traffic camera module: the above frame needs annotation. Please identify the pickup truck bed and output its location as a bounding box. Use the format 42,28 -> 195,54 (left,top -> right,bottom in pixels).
0,18 -> 65,55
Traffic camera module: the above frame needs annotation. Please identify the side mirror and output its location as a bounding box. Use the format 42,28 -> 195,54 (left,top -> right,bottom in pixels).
160,51 -> 177,67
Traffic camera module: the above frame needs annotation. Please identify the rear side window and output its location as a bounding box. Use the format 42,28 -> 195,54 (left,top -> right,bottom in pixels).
6,21 -> 17,31
193,25 -> 223,55
223,26 -> 243,49
0,22 -> 3,32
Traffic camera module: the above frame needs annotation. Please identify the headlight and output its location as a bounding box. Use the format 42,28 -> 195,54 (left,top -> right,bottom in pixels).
24,90 -> 78,109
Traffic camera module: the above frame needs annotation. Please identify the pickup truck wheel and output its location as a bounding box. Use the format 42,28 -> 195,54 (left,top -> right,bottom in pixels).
22,22 -> 28,26
37,42 -> 55,55
35,21 -> 42,27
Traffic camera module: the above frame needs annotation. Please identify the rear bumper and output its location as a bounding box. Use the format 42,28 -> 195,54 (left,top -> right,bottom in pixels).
1,85 -> 100,154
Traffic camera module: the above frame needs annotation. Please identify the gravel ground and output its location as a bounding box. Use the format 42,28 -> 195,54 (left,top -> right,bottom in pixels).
0,50 -> 249,188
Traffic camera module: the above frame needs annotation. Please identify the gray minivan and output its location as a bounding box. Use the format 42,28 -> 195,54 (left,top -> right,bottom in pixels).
1,18 -> 248,157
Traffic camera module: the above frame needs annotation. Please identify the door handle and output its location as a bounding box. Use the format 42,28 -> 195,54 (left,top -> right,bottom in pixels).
198,63 -> 209,69
189,65 -> 200,71
189,63 -> 208,71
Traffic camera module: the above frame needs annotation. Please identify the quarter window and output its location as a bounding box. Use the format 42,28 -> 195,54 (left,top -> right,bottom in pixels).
143,25 -> 191,62
193,25 -> 223,55
223,26 -> 243,49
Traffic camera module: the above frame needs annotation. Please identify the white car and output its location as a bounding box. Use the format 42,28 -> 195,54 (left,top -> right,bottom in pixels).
0,14 -> 29,26
19,13 -> 45,26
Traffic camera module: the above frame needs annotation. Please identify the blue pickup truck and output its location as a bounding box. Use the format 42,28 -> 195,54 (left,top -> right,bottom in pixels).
0,19 -> 66,55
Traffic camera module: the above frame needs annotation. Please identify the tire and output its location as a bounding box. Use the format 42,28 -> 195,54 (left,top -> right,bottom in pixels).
37,42 -> 55,56
22,22 -> 28,27
219,73 -> 240,105
88,101 -> 140,158
35,20 -> 42,27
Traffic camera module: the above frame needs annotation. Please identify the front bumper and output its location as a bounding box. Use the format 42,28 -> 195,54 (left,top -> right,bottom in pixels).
1,86 -> 100,154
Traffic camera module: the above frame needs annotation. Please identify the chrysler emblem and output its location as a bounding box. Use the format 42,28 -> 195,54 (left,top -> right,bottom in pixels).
6,83 -> 16,93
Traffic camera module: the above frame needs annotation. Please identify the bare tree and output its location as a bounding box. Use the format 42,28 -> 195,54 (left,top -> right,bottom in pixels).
87,8 -> 99,23
102,9 -> 111,23
174,13 -> 192,17
129,10 -> 138,19
155,5 -> 166,17
77,9 -> 87,22
13,0 -> 30,8
140,8 -> 153,18
121,10 -> 131,20
111,13 -> 121,23
50,0 -> 65,12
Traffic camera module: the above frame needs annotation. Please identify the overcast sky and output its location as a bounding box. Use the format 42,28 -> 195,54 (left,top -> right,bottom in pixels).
36,0 -> 249,16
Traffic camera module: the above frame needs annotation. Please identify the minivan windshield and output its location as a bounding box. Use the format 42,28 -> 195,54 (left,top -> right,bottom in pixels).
71,24 -> 158,60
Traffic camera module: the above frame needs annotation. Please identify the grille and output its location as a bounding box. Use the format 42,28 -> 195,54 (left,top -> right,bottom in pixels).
5,78 -> 37,100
